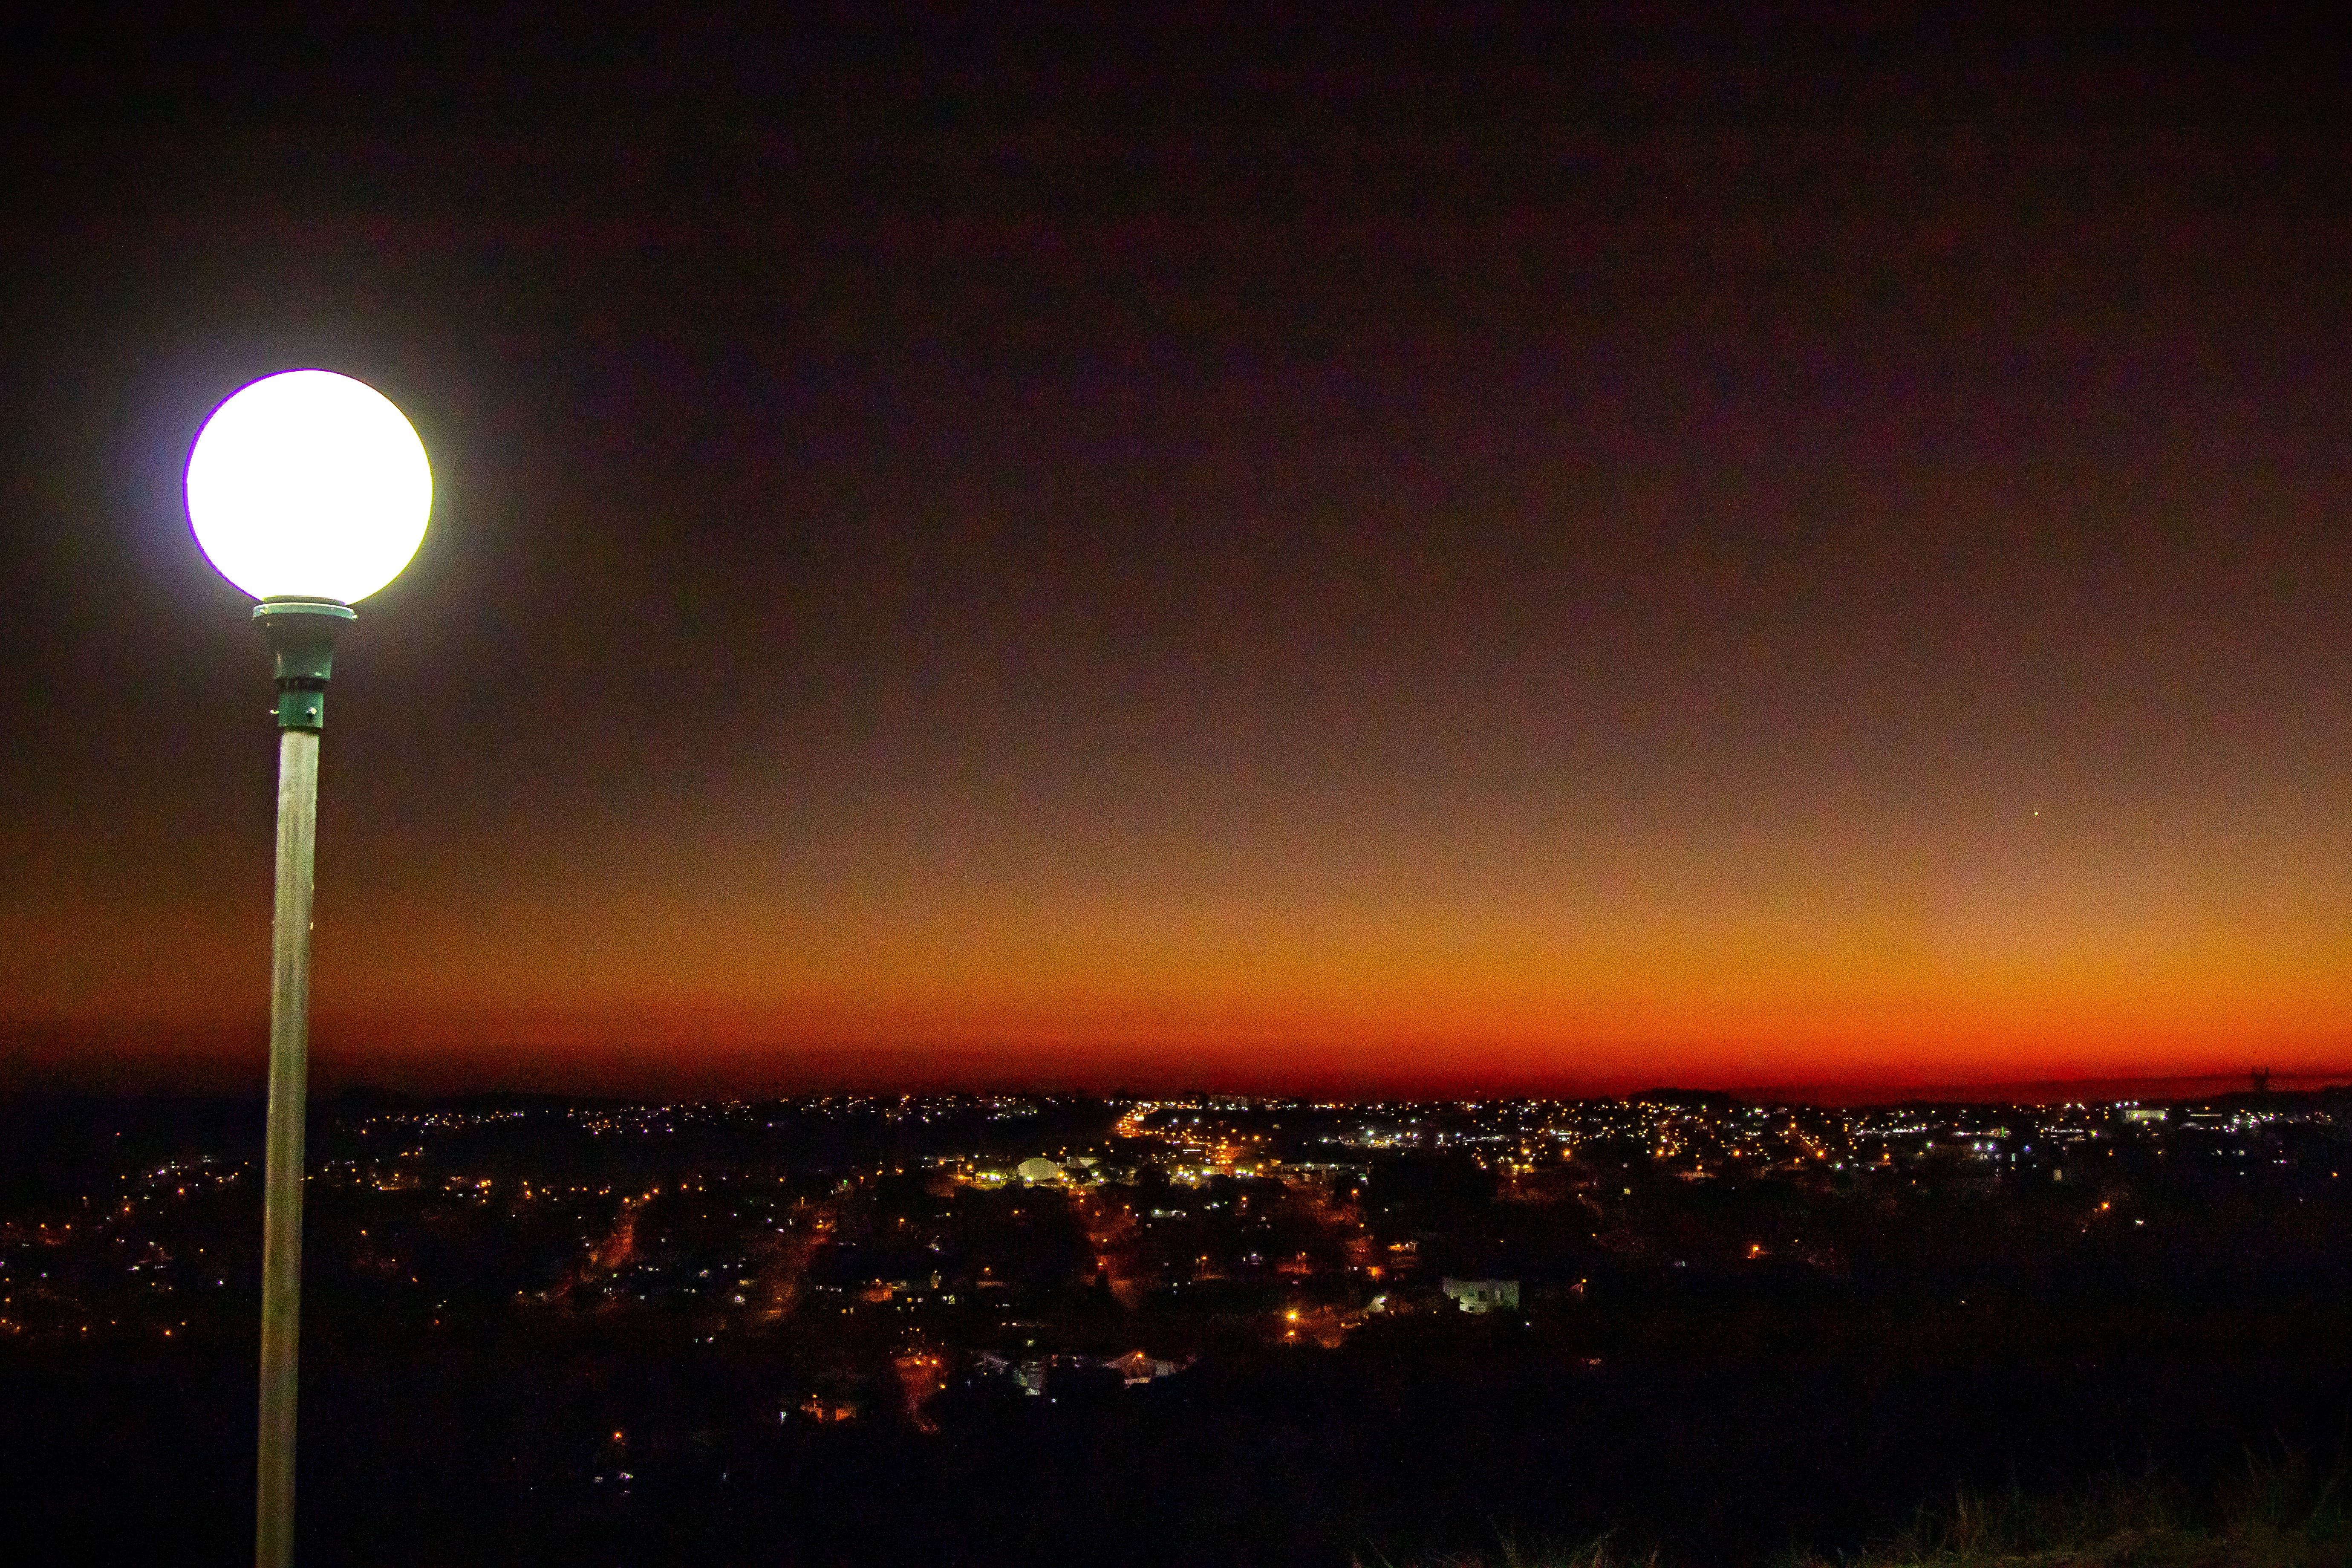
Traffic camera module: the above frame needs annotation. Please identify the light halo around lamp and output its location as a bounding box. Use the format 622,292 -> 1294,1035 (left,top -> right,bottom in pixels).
187,369 -> 432,604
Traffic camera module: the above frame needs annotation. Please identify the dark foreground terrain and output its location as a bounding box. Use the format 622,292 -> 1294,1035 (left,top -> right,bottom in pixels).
5,1090 -> 2350,1566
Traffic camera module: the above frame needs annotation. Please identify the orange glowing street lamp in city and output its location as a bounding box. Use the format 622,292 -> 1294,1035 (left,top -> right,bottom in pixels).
187,368 -> 432,1568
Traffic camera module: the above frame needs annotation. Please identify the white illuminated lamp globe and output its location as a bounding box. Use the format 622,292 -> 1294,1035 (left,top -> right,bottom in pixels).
187,369 -> 432,604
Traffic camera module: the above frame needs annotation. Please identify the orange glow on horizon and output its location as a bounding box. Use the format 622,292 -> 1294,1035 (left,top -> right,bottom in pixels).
13,875 -> 2352,1099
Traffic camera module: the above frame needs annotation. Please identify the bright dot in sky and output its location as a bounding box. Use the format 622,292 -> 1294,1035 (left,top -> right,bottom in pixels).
186,369 -> 432,604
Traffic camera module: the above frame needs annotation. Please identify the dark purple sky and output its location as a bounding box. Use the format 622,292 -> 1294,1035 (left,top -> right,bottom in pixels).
5,18 -> 2352,1094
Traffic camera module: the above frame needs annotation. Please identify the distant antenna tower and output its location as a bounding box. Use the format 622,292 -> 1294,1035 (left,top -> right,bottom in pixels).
2251,1066 -> 2272,1097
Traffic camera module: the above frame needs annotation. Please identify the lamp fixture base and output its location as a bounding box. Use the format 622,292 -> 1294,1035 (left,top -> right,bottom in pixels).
254,599 -> 356,730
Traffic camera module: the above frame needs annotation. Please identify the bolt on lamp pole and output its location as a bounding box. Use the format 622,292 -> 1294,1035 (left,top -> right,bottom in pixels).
254,600 -> 353,1568
186,367 -> 432,1568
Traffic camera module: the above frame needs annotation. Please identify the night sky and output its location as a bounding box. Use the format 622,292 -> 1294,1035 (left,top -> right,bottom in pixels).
5,19 -> 2352,1097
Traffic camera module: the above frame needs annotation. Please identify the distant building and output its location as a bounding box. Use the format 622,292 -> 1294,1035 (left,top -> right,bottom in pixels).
1101,1349 -> 1181,1384
794,1394 -> 859,1423
1441,1277 -> 1520,1313
975,1350 -> 1053,1394
1016,1157 -> 1063,1184
978,1349 -> 1183,1392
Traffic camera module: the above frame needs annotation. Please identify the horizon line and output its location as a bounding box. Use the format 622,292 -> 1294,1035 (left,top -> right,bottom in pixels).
4,1068 -> 2343,1109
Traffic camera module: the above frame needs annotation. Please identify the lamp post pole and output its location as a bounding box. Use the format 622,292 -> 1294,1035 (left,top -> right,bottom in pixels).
186,366 -> 431,1568
254,599 -> 352,1568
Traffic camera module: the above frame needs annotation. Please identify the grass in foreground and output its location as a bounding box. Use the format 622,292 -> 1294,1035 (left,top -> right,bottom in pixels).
1379,1449 -> 2352,1568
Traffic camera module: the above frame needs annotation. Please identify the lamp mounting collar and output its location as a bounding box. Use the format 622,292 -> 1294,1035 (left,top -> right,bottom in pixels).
254,599 -> 357,731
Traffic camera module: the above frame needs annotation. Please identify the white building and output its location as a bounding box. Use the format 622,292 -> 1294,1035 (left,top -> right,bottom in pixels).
1441,1277 -> 1520,1314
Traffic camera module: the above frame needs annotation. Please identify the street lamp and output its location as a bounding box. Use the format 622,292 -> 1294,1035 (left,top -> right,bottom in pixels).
187,368 -> 431,1568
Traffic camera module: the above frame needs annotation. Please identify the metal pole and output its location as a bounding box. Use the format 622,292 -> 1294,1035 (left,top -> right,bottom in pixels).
257,724 -> 319,1568
249,596 -> 349,1568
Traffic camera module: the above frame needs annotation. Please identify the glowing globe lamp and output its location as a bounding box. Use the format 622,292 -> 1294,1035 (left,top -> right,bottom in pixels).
188,368 -> 431,605
184,367 -> 432,1568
